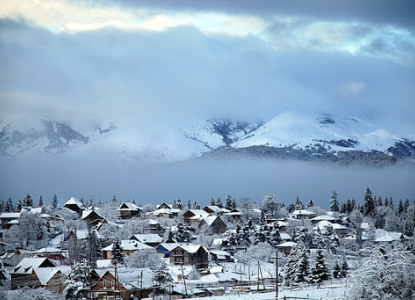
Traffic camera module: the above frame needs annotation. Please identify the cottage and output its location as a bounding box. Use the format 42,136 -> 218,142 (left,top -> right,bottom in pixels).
210,250 -> 233,262
10,257 -> 70,293
118,202 -> 142,219
63,197 -> 85,215
82,208 -> 106,226
223,209 -> 243,222
169,244 -> 209,269
199,216 -> 227,234
130,233 -> 163,247
102,240 -> 153,259
276,242 -> 297,256
182,210 -> 210,224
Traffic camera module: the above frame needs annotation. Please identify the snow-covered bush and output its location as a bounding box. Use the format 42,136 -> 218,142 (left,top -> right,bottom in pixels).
9,287 -> 64,300
345,246 -> 415,300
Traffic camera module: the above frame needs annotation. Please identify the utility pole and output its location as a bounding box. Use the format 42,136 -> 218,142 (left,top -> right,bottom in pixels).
179,263 -> 188,298
272,250 -> 279,299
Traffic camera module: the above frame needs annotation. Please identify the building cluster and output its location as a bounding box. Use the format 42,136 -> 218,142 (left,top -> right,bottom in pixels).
0,196 -> 411,300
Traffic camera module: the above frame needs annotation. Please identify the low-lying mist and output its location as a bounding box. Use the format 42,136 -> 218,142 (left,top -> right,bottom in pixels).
1,154 -> 414,209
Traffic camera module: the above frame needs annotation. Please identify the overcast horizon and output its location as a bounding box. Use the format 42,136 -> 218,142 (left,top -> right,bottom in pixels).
1,1 -> 414,207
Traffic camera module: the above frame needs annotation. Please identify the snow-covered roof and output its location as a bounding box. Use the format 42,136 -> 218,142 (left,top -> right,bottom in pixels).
131,234 -> 163,244
34,266 -> 71,285
71,229 -> 103,240
210,250 -> 231,256
82,209 -> 104,219
314,221 -> 347,231
277,241 -> 297,247
118,202 -> 141,211
203,205 -> 223,213
310,215 -> 338,221
0,212 -> 20,219
280,232 -> 291,240
186,209 -> 209,216
102,240 -> 153,251
172,243 -> 207,254
13,257 -> 56,274
291,210 -> 316,216
64,197 -> 85,208
203,216 -> 223,226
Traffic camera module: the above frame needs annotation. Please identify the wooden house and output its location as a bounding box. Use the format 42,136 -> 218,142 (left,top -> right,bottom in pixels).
169,244 -> 209,269
102,240 -> 153,259
118,202 -> 142,219
199,216 -> 227,234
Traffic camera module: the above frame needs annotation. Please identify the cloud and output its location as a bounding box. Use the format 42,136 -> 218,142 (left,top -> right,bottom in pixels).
336,82 -> 366,99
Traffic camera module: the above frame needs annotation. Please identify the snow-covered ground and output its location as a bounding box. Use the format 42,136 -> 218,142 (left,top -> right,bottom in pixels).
185,284 -> 346,300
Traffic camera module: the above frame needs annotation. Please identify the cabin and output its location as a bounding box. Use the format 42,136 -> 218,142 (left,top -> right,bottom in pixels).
182,210 -> 210,224
102,240 -> 153,259
223,209 -> 243,222
0,212 -> 20,229
210,250 -> 233,262
10,257 -> 69,293
118,202 -> 142,219
169,244 -> 209,269
63,197 -> 85,215
82,208 -> 106,226
199,216 -> 227,234
130,234 -> 163,247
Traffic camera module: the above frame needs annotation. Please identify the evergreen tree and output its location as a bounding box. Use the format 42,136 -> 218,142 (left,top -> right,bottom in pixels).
0,199 -> 3,213
287,203 -> 295,213
384,197 -> 389,207
388,197 -> 394,210
187,199 -> 191,209
403,198 -> 410,213
173,199 -> 177,209
307,199 -> 314,208
52,194 -> 58,209
340,202 -> 347,214
111,238 -> 124,296
340,256 -> 348,278
210,197 -> 215,206
377,196 -> 383,207
176,199 -> 182,210
23,194 -> 33,207
310,249 -> 330,283
215,197 -> 223,208
294,196 -> 304,210
88,228 -> 102,268
64,260 -> 91,299
5,197 -> 14,212
333,260 -> 341,278
294,247 -> 310,284
284,246 -> 300,286
152,260 -> 173,296
363,187 -> 376,218
38,195 -> 43,207
225,195 -> 233,210
351,198 -> 356,211
397,199 -> 404,215
16,199 -> 22,212
330,191 -> 339,212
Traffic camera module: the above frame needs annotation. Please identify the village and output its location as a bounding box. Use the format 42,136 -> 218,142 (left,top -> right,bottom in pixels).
0,192 -> 414,300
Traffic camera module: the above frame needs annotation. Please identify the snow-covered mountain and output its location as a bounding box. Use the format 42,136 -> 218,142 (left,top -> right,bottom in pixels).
1,111 -> 414,166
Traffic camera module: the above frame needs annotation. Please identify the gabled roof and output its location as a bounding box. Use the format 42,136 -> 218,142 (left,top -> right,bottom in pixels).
292,210 -> 316,216
34,267 -> 70,285
82,209 -> 104,220
310,215 -> 338,222
0,212 -> 20,219
102,240 -> 153,251
130,234 -> 163,244
171,243 -> 207,254
13,257 -> 56,274
184,210 -> 209,217
202,216 -> 223,227
118,202 -> 142,211
64,197 -> 85,209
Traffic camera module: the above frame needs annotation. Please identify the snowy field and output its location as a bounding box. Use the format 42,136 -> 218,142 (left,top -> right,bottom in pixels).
185,285 -> 346,300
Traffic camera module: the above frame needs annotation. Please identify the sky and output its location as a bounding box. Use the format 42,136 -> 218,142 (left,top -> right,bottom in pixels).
0,0 -> 414,207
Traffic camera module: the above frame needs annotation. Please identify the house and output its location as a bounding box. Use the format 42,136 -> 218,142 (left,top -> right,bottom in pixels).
118,202 -> 142,219
310,214 -> 339,225
148,208 -> 180,219
130,233 -> 163,247
10,257 -> 70,293
102,240 -> 153,259
210,250 -> 233,262
169,244 -> 209,269
0,212 -> 20,229
202,206 -> 226,215
276,242 -> 297,256
223,209 -> 243,222
314,221 -> 348,238
182,210 -> 210,224
148,219 -> 165,235
199,216 -> 227,234
63,197 -> 85,215
291,210 -> 316,220
156,202 -> 173,209
82,208 -> 106,226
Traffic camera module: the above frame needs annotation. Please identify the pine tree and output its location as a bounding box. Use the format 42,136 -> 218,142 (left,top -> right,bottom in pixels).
0,199 -> 4,213
310,249 -> 329,283
284,246 -> 300,286
307,199 -> 314,208
111,238 -> 124,296
52,194 -> 58,209
294,196 -> 304,210
216,197 -> 223,208
23,194 -> 33,207
152,260 -> 173,295
397,200 -> 404,215
5,197 -> 14,212
403,198 -> 410,213
377,196 -> 383,206
340,256 -> 348,278
294,247 -> 310,284
210,197 -> 215,206
225,195 -> 233,210
16,199 -> 22,212
389,197 -> 394,210
38,195 -> 43,207
363,187 -> 375,218
330,191 -> 339,212
332,260 -> 341,278
187,199 -> 191,209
